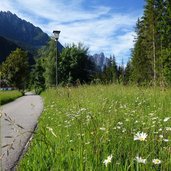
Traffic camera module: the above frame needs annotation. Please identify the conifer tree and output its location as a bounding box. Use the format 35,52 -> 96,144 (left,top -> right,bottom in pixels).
131,18 -> 153,85
130,0 -> 171,86
101,55 -> 118,83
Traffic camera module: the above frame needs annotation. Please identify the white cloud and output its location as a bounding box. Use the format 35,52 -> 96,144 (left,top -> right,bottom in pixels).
0,0 -> 142,64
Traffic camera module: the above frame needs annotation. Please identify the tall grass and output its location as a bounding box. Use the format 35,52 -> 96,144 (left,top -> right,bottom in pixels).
0,90 -> 22,105
18,85 -> 171,170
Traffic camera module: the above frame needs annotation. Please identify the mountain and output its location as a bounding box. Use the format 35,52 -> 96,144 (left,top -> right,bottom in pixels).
90,52 -> 109,71
0,11 -> 50,50
0,36 -> 19,63
0,36 -> 34,64
0,11 -> 65,64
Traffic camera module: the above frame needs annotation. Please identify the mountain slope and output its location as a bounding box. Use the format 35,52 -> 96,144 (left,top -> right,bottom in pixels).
0,36 -> 34,64
0,36 -> 19,63
0,11 -> 49,50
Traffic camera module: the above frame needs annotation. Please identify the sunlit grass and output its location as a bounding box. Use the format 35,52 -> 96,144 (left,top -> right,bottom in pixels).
0,90 -> 22,105
18,85 -> 171,170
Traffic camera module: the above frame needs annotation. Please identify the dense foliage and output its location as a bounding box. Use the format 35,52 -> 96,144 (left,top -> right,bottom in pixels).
96,55 -> 124,84
30,58 -> 45,94
59,43 -> 95,85
37,40 -> 96,87
130,0 -> 171,86
1,48 -> 29,93
36,40 -> 123,88
37,40 -> 56,87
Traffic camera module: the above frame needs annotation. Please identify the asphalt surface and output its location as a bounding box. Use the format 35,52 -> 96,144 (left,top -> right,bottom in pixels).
0,92 -> 43,170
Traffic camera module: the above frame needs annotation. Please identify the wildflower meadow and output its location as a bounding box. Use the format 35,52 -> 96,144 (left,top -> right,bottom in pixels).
18,85 -> 171,170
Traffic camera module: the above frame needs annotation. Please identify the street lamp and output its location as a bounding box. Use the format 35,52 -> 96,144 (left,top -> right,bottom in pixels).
53,30 -> 60,86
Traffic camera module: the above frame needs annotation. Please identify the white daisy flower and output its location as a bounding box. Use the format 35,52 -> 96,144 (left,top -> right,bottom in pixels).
134,132 -> 148,141
163,139 -> 169,142
117,126 -> 121,129
164,117 -> 170,122
100,127 -> 106,131
103,154 -> 113,167
159,135 -> 163,139
117,122 -> 123,125
166,127 -> 171,131
135,156 -> 147,164
152,159 -> 161,165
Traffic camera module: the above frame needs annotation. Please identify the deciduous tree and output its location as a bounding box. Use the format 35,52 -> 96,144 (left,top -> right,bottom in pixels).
1,48 -> 29,93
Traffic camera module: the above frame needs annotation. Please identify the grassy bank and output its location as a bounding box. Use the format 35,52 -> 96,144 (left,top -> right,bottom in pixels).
0,90 -> 22,105
18,85 -> 171,170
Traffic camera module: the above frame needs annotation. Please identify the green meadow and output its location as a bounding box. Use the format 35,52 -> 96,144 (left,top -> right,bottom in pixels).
0,90 -> 22,105
18,85 -> 171,170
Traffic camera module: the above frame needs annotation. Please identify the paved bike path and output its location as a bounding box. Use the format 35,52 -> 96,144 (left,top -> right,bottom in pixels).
0,92 -> 43,170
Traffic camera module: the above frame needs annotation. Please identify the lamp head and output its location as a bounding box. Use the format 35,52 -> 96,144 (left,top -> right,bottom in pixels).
53,30 -> 60,40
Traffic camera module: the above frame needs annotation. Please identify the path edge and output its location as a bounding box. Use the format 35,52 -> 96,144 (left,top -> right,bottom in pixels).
11,118 -> 40,170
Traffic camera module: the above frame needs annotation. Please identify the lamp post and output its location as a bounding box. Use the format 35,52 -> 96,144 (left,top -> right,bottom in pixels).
53,30 -> 60,86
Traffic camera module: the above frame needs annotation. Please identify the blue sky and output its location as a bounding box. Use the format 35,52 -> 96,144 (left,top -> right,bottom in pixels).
0,0 -> 145,64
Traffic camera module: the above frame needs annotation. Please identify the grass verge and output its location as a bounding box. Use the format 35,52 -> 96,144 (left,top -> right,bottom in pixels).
0,90 -> 22,105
